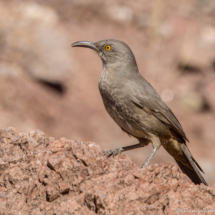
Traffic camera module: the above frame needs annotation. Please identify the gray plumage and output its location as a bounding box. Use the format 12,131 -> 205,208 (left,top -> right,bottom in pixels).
72,39 -> 207,186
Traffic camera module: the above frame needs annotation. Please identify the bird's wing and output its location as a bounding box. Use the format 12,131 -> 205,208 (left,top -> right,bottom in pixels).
132,94 -> 189,141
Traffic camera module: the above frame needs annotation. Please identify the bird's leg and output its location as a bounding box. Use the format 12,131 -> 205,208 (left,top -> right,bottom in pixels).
141,136 -> 161,168
102,139 -> 150,157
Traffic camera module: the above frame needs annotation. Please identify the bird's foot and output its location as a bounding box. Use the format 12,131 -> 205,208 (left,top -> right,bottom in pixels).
141,162 -> 149,168
102,148 -> 124,157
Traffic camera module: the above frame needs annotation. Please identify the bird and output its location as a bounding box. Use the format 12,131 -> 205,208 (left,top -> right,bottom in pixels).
72,39 -> 208,186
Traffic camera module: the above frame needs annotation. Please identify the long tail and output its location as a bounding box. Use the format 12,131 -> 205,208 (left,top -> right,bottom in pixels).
175,143 -> 208,186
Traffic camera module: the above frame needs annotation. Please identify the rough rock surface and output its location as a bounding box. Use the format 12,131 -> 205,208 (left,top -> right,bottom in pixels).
0,0 -> 215,186
0,127 -> 214,215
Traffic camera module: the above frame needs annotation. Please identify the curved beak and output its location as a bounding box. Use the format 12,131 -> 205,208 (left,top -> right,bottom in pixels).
71,41 -> 98,52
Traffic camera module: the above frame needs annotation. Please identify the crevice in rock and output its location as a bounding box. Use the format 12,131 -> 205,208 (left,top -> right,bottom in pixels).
37,79 -> 66,95
93,196 -> 98,214
178,63 -> 202,73
73,154 -> 88,167
61,189 -> 69,195
80,159 -> 88,167
47,159 -> 64,181
46,191 -> 49,202
162,204 -> 166,212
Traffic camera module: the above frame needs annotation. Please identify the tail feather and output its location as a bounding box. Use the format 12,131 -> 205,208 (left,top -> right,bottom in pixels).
175,160 -> 207,185
176,144 -> 208,186
191,155 -> 204,174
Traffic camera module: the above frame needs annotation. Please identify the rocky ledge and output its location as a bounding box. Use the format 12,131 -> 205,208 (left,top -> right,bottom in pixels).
0,127 -> 214,214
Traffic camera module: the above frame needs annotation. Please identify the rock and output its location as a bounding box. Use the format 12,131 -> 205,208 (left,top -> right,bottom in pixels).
0,1 -> 72,83
107,5 -> 133,24
177,92 -> 207,112
0,127 -> 214,214
203,79 -> 215,111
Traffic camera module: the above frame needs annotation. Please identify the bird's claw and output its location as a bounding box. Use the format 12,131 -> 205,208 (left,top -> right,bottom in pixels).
102,148 -> 124,157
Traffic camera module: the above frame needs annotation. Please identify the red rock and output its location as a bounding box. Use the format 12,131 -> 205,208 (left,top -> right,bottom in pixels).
0,127 -> 214,214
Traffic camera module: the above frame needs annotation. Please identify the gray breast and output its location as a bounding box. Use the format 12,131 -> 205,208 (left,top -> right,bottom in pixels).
98,71 -> 149,138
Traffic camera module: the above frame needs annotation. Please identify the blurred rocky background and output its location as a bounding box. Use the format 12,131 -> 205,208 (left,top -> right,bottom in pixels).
0,0 -> 215,186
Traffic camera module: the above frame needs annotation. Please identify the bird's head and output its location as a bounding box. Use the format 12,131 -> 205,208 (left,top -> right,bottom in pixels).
71,39 -> 137,68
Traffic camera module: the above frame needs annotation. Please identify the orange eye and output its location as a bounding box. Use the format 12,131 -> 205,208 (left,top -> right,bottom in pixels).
105,45 -> 111,51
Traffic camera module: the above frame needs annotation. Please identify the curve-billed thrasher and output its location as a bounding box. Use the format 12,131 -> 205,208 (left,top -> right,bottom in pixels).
72,39 -> 207,186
